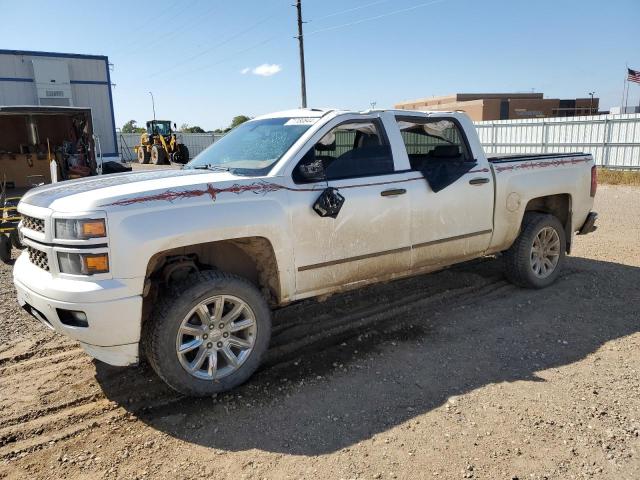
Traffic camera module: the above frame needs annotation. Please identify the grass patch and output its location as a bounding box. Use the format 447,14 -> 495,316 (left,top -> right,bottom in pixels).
598,168 -> 640,186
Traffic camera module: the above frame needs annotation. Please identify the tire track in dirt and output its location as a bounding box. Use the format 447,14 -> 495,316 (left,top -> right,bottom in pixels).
0,347 -> 84,377
1,259 -> 577,461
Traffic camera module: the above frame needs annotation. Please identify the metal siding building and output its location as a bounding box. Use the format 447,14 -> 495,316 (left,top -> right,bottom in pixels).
0,49 -> 117,157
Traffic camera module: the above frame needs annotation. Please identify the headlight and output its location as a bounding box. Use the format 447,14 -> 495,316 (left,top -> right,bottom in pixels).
58,252 -> 109,275
55,218 -> 106,240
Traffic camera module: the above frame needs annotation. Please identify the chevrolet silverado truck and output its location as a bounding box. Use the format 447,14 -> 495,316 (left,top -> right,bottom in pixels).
13,109 -> 598,396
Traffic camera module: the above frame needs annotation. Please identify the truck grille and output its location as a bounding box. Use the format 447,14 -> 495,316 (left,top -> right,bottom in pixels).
27,246 -> 49,271
22,215 -> 45,233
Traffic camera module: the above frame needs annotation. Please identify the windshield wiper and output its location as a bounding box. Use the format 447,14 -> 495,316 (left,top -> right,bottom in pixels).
189,164 -> 230,172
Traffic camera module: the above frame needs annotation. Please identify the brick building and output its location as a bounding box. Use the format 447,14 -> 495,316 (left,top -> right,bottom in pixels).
394,93 -> 599,121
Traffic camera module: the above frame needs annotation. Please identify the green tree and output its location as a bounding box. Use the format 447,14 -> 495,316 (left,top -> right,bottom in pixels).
121,120 -> 144,133
180,123 -> 206,133
229,115 -> 251,129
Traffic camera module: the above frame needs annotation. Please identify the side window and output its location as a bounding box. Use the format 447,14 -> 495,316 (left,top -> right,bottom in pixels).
395,117 -> 473,171
293,120 -> 394,183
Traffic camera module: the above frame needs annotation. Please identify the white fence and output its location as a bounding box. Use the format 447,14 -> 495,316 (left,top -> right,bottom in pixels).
116,114 -> 640,169
475,113 -> 640,169
117,133 -> 220,162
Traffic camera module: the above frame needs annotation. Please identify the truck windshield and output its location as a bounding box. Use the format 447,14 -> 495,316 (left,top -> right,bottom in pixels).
185,117 -> 314,175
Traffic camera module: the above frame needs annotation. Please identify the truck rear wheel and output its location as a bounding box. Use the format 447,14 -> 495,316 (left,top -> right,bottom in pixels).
144,271 -> 271,396
137,147 -> 150,164
503,212 -> 566,289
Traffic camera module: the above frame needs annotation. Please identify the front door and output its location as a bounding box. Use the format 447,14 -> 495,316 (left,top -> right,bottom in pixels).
287,116 -> 412,297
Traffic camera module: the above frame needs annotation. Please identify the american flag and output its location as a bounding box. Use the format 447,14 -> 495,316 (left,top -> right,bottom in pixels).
628,68 -> 640,84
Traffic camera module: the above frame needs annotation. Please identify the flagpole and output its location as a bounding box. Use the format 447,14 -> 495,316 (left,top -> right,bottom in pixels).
624,63 -> 630,112
621,66 -> 627,113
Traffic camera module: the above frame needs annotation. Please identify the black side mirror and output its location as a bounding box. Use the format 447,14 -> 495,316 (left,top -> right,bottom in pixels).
295,150 -> 325,183
173,123 -> 177,130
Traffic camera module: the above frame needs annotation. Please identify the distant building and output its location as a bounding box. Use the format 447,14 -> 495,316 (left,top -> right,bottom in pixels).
609,106 -> 640,114
394,93 -> 599,121
0,49 -> 117,158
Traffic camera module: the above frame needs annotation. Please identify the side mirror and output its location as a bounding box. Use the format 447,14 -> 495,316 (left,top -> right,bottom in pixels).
173,123 -> 177,130
295,150 -> 325,183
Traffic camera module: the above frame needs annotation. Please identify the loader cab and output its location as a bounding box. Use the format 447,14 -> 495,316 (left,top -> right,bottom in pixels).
147,120 -> 172,137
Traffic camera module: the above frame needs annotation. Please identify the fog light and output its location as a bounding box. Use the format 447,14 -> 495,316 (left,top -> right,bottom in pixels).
57,309 -> 89,327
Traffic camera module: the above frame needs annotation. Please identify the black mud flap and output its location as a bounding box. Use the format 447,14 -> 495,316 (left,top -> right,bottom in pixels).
313,187 -> 345,218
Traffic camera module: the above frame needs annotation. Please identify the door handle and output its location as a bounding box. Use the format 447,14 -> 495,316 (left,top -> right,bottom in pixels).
469,177 -> 490,185
380,188 -> 407,197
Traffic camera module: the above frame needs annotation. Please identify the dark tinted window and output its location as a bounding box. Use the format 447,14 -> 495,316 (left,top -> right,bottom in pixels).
295,120 -> 393,182
395,117 -> 472,171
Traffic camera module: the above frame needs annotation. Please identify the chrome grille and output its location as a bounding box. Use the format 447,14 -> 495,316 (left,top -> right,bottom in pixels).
22,215 -> 45,233
27,246 -> 49,271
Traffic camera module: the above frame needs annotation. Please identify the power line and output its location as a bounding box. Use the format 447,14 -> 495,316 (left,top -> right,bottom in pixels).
162,35 -> 281,81
147,10 -> 283,79
310,0 -> 393,22
152,0 -> 451,83
109,0 -> 195,56
307,0 -> 448,36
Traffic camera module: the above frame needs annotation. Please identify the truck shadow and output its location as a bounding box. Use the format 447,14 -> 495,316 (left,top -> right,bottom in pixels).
95,256 -> 640,456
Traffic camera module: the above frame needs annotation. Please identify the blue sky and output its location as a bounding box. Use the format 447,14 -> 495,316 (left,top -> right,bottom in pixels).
2,0 -> 639,130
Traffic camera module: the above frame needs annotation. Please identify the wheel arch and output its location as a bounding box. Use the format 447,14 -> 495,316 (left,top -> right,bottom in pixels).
144,235 -> 282,304
522,193 -> 573,253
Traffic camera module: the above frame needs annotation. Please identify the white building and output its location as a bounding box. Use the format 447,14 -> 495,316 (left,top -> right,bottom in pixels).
0,49 -> 117,158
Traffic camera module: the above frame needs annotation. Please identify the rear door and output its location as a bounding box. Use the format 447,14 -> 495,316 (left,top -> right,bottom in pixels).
287,114 -> 412,296
394,115 -> 494,268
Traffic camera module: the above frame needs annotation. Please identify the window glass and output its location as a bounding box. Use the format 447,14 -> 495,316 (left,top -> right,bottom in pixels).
294,120 -> 393,182
395,117 -> 472,171
186,117 -> 314,176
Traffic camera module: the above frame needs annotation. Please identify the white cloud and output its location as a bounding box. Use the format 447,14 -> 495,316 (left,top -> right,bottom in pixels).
250,63 -> 282,77
240,67 -> 250,75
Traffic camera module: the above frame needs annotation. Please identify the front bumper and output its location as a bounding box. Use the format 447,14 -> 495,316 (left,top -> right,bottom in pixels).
578,211 -> 598,235
13,254 -> 143,367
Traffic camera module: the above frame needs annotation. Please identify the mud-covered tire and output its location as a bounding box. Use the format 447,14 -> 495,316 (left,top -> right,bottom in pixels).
172,144 -> 189,164
137,147 -> 150,164
0,235 -> 10,263
503,212 -> 566,289
143,271 -> 271,397
150,145 -> 166,165
9,229 -> 23,249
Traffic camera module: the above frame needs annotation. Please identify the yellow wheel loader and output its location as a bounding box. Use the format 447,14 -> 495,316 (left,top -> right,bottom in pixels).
134,120 -> 190,165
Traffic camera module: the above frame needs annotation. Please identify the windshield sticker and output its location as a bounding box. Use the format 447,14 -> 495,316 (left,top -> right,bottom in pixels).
284,117 -> 318,126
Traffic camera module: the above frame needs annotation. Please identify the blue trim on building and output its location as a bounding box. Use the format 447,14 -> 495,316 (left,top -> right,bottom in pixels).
0,77 -> 109,85
0,49 -> 118,157
0,77 -> 33,82
0,49 -> 107,61
70,80 -> 110,85
104,59 -> 118,158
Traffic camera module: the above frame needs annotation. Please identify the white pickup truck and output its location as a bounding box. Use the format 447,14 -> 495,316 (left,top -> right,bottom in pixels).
13,108 -> 598,396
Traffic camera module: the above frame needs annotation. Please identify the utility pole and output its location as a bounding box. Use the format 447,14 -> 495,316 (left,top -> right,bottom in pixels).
149,91 -> 156,122
588,92 -> 595,115
295,0 -> 307,108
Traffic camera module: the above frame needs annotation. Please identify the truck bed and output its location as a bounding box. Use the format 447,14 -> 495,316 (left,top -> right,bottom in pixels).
488,152 -> 589,163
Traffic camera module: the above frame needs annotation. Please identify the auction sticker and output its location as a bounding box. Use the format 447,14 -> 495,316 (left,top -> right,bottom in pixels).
285,118 -> 318,126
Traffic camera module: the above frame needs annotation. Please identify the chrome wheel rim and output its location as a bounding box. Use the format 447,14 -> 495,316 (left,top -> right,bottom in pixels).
176,295 -> 257,380
530,226 -> 560,278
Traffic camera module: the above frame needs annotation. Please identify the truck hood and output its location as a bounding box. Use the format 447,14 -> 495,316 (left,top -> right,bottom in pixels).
20,169 -> 242,212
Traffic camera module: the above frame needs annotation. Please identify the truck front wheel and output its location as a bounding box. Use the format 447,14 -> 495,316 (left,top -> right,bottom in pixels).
503,212 -> 566,289
144,271 -> 271,396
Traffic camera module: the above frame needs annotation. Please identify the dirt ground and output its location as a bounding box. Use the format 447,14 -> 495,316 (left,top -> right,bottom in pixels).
1,185 -> 638,480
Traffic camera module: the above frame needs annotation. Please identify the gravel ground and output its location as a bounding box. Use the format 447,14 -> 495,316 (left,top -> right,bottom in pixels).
0,184 -> 638,480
